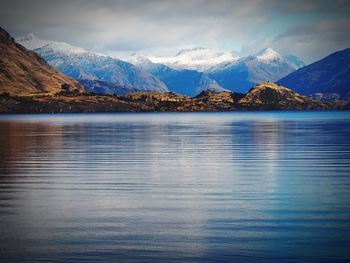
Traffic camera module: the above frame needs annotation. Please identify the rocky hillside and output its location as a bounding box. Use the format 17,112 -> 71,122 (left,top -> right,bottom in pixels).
238,82 -> 329,110
0,27 -> 83,95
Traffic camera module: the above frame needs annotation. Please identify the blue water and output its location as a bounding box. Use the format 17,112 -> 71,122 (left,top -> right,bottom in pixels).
0,111 -> 350,262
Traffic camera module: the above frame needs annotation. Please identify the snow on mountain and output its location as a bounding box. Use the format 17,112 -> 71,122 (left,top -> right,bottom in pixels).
129,57 -> 227,97
145,47 -> 239,72
16,33 -> 50,50
254,48 -> 282,61
126,47 -> 304,94
18,33 -> 89,55
17,34 -> 168,94
17,34 -> 305,96
39,41 -> 88,55
283,54 -> 306,69
126,53 -> 153,67
207,48 -> 296,93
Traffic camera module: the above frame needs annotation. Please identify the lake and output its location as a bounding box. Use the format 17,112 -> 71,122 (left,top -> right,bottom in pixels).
0,111 -> 350,262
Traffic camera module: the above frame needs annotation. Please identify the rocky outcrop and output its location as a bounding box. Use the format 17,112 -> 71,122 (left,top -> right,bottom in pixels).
238,82 -> 330,110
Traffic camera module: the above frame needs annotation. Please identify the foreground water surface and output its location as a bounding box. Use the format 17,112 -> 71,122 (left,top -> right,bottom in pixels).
0,111 -> 350,262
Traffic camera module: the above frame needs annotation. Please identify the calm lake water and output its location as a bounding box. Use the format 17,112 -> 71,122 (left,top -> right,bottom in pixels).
0,111 -> 350,262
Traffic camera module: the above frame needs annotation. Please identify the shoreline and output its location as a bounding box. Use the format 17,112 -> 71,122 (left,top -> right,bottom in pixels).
1,91 -> 349,114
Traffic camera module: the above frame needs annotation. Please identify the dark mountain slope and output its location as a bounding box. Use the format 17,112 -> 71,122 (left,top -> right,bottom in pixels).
278,48 -> 350,98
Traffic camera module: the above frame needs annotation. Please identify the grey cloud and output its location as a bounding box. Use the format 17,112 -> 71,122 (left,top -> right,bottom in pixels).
278,0 -> 350,13
270,19 -> 350,63
0,0 -> 349,62
0,0 -> 270,49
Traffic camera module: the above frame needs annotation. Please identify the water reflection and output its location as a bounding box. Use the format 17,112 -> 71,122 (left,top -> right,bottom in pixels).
0,112 -> 350,262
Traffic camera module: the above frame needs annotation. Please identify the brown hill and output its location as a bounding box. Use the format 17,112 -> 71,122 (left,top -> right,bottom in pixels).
0,27 -> 84,95
1,85 -> 348,114
238,82 -> 330,110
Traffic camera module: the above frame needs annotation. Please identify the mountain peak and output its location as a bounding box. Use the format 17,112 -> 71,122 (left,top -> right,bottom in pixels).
254,48 -> 281,60
256,47 -> 276,54
16,33 -> 51,50
17,33 -> 91,55
126,53 -> 152,65
39,41 -> 87,55
146,47 -> 237,72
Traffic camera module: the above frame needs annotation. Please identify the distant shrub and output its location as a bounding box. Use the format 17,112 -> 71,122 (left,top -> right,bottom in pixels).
61,83 -> 71,91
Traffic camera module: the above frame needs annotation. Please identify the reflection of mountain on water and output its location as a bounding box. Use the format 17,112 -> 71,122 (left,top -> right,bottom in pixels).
0,123 -> 65,175
1,113 -> 350,262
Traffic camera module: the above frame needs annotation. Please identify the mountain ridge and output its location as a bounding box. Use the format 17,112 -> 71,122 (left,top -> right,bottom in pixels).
137,47 -> 239,72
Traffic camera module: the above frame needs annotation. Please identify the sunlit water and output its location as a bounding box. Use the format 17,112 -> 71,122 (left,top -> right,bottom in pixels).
1,111 -> 350,262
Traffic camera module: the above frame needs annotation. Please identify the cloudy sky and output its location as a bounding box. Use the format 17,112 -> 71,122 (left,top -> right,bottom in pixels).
0,0 -> 349,63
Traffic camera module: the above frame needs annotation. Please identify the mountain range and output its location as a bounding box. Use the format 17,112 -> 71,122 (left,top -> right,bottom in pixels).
133,47 -> 304,72
130,47 -> 349,98
127,47 -> 305,94
18,34 -> 306,96
0,26 -> 348,113
9,30 -> 349,99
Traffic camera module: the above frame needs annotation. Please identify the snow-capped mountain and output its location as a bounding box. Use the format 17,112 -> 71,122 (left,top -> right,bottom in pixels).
126,47 -> 304,94
128,54 -> 226,97
17,34 -> 168,94
17,34 -> 305,96
207,48 -> 298,93
254,48 -> 282,61
127,53 -> 153,66
144,47 -> 238,72
16,33 -> 51,50
17,33 -> 91,55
